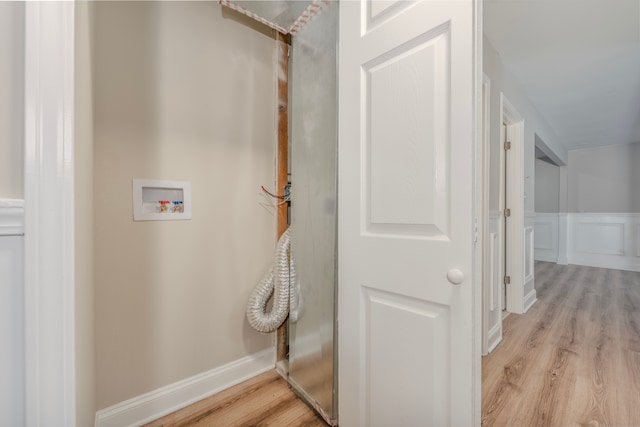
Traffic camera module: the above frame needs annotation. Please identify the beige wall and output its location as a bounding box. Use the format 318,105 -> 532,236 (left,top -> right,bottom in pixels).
93,2 -> 277,409
568,143 -> 640,213
0,2 -> 24,199
535,159 -> 560,213
75,2 -> 96,425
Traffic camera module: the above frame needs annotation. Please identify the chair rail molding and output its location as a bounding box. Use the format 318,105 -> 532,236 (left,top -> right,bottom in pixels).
24,2 -> 76,426
567,213 -> 640,272
0,199 -> 24,236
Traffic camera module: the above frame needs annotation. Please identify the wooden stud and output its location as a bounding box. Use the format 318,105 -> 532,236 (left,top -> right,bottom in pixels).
276,32 -> 291,364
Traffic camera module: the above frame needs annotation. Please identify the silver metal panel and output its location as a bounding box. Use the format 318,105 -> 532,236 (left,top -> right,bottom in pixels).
288,1 -> 338,424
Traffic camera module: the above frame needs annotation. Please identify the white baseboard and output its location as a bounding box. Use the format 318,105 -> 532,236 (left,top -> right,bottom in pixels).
567,255 -> 640,273
95,347 -> 275,427
486,322 -> 502,354
523,289 -> 537,313
534,254 -> 558,263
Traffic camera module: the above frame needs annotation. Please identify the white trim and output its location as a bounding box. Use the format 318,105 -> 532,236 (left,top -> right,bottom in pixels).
523,288 -> 537,312
486,322 -> 502,354
94,347 -> 276,427
534,134 -> 565,168
480,73 -> 493,356
482,212 -> 502,356
524,226 -> 534,283
472,0 -> 483,423
0,199 -> 25,236
501,93 -> 527,314
24,3 -> 76,425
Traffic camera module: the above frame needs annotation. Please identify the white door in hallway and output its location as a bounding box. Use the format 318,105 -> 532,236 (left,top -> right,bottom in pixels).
338,0 -> 479,426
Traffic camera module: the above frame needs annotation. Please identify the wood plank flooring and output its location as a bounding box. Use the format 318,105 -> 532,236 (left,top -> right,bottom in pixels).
482,262 -> 640,427
144,370 -> 327,427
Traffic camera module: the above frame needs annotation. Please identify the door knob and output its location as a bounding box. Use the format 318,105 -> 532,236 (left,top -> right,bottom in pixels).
447,269 -> 464,285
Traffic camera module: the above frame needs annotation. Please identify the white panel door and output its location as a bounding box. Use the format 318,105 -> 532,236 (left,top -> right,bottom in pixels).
338,1 -> 478,426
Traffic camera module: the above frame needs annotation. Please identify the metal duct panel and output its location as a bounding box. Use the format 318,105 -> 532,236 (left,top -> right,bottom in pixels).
288,0 -> 338,424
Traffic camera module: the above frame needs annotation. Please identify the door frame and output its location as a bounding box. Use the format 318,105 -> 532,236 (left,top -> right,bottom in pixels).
500,93 -> 527,314
472,0 -> 483,417
480,73 -> 500,355
24,2 -> 77,425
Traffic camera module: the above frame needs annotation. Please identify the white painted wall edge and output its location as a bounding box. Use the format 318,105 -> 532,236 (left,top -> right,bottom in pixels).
24,2 -> 77,425
95,347 -> 276,427
0,199 -> 24,236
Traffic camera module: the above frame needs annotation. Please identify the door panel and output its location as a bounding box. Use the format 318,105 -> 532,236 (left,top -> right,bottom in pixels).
338,0 -> 477,425
364,287 -> 449,427
366,25 -> 450,236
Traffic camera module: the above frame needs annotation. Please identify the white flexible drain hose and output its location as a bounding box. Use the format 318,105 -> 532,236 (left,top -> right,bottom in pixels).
246,227 -> 295,333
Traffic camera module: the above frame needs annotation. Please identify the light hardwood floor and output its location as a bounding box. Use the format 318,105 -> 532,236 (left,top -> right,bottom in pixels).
482,262 -> 640,426
144,370 -> 327,427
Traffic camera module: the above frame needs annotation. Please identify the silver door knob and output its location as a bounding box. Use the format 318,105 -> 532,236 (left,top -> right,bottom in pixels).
447,269 -> 464,285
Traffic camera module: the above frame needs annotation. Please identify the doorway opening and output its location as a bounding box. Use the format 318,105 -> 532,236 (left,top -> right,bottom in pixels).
533,134 -> 565,266
482,92 -> 529,356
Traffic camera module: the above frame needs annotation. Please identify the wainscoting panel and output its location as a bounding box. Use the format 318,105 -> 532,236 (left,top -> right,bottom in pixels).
534,213 -> 558,262
574,222 -> 624,255
524,226 -> 534,283
567,213 -> 640,272
483,212 -> 502,354
0,200 -> 24,427
523,213 -> 537,313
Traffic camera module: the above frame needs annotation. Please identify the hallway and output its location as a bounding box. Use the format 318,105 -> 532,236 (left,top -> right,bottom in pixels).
482,262 -> 640,426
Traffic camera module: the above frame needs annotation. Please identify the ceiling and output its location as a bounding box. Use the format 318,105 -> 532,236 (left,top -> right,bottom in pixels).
484,0 -> 640,151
